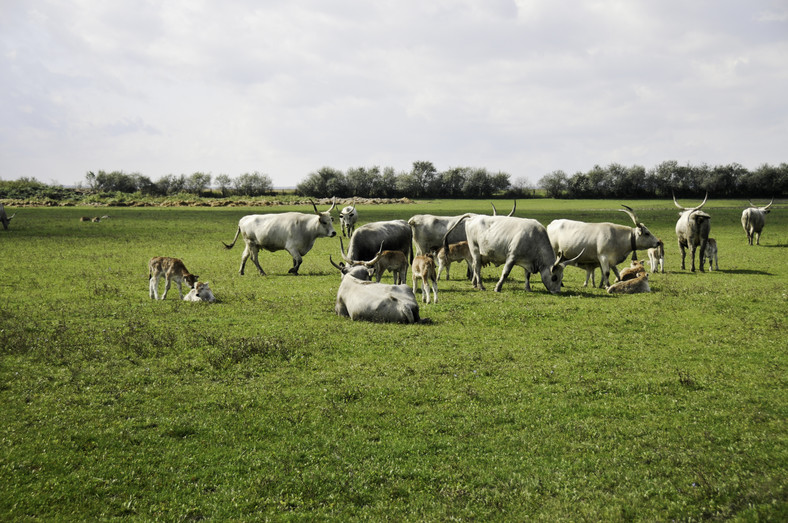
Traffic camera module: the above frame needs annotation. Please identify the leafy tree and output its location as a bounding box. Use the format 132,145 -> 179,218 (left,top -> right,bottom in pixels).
233,172 -> 273,196
296,167 -> 346,197
538,170 -> 568,198
215,174 -> 232,197
185,172 -> 212,195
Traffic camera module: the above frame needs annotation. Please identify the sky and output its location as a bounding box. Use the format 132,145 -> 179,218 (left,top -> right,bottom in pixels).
1,1 -> 787,189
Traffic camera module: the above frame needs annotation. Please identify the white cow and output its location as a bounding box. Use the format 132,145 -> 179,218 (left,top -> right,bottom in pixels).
704,238 -> 719,271
546,206 -> 661,288
183,282 -> 216,302
339,198 -> 358,238
445,214 -> 580,293
674,193 -> 711,272
223,199 -> 336,275
741,198 -> 774,245
0,203 -> 16,230
647,239 -> 665,274
330,257 -> 420,323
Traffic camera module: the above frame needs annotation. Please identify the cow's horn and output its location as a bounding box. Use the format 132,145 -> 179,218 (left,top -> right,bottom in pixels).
491,203 -> 498,216
763,197 -> 774,211
310,199 -> 320,214
327,196 -> 337,213
339,236 -> 351,262
619,205 -> 639,226
555,248 -> 585,269
508,200 -> 517,217
351,197 -> 356,211
329,255 -> 343,271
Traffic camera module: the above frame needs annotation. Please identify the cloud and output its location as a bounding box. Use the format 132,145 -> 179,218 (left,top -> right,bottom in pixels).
1,0 -> 786,187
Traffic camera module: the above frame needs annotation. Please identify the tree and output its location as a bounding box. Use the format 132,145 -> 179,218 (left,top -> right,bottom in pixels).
185,172 -> 212,195
215,174 -> 232,197
296,167 -> 346,197
234,172 -> 273,196
539,170 -> 568,198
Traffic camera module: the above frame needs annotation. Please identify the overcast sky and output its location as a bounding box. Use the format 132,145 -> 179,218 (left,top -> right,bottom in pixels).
2,1 -> 787,188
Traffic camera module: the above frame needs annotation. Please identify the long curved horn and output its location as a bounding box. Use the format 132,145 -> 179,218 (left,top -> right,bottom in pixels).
310,199 -> 320,214
351,197 -> 356,211
619,205 -> 639,226
363,242 -> 385,267
329,255 -> 343,271
491,203 -> 497,216
554,248 -> 585,269
339,237 -> 351,262
763,197 -> 774,211
508,200 -> 517,217
327,196 -> 337,214
673,192 -> 708,212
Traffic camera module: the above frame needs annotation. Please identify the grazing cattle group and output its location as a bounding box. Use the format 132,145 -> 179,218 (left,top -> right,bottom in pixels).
138,195 -> 778,321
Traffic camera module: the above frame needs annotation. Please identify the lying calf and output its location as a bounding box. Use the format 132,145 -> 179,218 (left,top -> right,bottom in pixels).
607,274 -> 650,294
183,282 -> 216,303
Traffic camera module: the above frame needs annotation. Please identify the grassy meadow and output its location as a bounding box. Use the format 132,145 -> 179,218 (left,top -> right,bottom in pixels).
0,199 -> 786,520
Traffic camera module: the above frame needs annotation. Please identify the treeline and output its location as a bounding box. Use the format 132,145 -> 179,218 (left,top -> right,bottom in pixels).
538,161 -> 788,199
295,161 -> 530,199
82,170 -> 274,197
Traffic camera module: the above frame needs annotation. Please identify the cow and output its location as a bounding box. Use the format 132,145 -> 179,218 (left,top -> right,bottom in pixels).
222,199 -> 337,275
0,204 -> 16,230
741,198 -> 774,245
348,240 -> 409,284
412,254 -> 438,303
339,198 -> 358,238
183,282 -> 216,302
149,257 -> 199,300
408,201 -> 516,256
339,219 -> 412,264
444,214 -> 581,293
704,238 -> 719,271
607,274 -> 650,294
546,205 -> 661,288
330,256 -> 420,323
619,259 -> 646,281
648,239 -> 665,274
435,241 -> 473,281
80,216 -> 91,222
674,193 -> 711,272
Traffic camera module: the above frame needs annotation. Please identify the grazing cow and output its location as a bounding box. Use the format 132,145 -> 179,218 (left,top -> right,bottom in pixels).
674,193 -> 711,272
339,198 -> 358,238
619,259 -> 646,281
444,214 -> 581,293
149,257 -> 199,300
648,239 -> 665,274
412,254 -> 438,303
435,241 -> 473,281
223,199 -> 336,275
349,240 -> 409,284
408,201 -> 516,256
330,257 -> 420,323
546,205 -> 661,288
340,219 -> 412,264
1,204 -> 16,230
741,198 -> 774,245
183,282 -> 216,302
704,238 -> 719,271
607,274 -> 650,294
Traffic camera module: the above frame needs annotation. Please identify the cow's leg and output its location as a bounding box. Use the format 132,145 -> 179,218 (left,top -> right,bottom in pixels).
247,244 -> 266,275
696,240 -> 706,272
412,273 -> 419,295
287,249 -> 302,275
175,279 -> 185,299
610,265 -> 622,283
524,270 -> 532,292
436,261 -> 444,281
239,244 -> 253,275
598,258 -> 612,288
679,242 -> 687,270
335,299 -> 349,317
431,279 -> 438,303
755,231 -> 761,245
421,278 -> 430,303
494,259 -> 515,293
149,275 -> 158,299
162,277 -> 171,300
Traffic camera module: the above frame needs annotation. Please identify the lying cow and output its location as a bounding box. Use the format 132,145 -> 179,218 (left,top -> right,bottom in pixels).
704,238 -> 719,271
648,239 -> 665,274
435,241 -> 473,281
149,256 -> 199,300
223,199 -> 336,275
183,282 -> 216,303
330,257 -> 420,323
619,259 -> 646,282
607,274 -> 650,294
412,254 -> 438,303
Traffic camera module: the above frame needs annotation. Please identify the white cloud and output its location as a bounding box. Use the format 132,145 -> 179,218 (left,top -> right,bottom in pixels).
1,0 -> 786,187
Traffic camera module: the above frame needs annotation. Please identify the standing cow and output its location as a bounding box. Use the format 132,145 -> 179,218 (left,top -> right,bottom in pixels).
546,206 -> 661,288
444,214 -> 580,293
222,199 -> 336,275
674,193 -> 711,272
339,198 -> 358,238
340,219 -> 412,264
0,204 -> 16,230
741,198 -> 774,245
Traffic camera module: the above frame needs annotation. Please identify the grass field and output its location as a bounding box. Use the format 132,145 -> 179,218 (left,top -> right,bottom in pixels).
1,199 -> 786,520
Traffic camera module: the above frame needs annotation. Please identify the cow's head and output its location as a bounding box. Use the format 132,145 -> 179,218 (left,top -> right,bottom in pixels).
749,197 -> 774,215
184,273 -> 199,289
193,282 -> 216,302
330,256 -> 371,280
543,249 -> 585,294
311,198 -> 337,237
620,205 -> 661,250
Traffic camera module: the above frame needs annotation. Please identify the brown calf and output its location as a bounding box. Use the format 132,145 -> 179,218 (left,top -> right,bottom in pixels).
412,254 -> 438,303
148,257 -> 199,300
435,241 -> 473,281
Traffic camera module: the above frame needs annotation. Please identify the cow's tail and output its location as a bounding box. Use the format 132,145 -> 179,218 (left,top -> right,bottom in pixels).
222,227 -> 241,250
442,214 -> 472,255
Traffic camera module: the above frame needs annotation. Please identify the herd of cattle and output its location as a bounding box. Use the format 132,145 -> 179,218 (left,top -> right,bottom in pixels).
141,195 -> 777,323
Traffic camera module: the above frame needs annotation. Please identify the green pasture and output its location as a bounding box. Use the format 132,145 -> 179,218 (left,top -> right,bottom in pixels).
1,199 -> 786,520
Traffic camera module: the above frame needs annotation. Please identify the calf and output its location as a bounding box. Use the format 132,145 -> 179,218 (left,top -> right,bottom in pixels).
704,238 -> 719,271
148,257 -> 199,300
361,241 -> 409,284
183,282 -> 216,302
412,254 -> 438,303
607,274 -> 650,294
647,239 -> 665,274
435,241 -> 473,281
618,259 -> 646,282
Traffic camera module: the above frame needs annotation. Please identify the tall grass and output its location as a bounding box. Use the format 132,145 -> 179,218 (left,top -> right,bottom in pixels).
0,199 -> 786,520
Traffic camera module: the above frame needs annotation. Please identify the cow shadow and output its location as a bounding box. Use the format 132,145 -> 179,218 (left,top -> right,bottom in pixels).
713,269 -> 773,276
